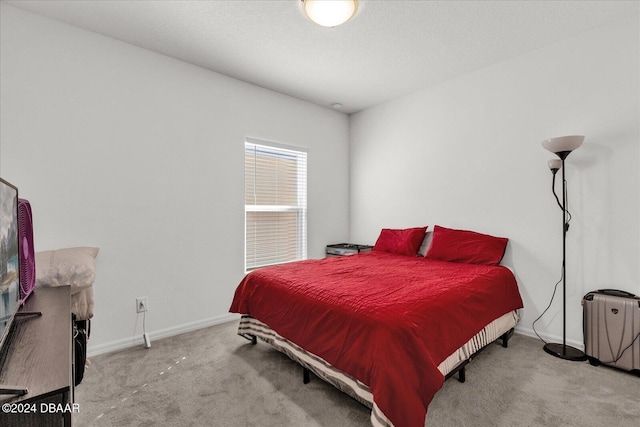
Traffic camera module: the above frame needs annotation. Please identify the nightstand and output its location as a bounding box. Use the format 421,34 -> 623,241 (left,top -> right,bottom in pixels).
325,243 -> 373,257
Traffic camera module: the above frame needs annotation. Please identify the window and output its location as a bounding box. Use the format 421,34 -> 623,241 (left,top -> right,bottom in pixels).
244,138 -> 307,270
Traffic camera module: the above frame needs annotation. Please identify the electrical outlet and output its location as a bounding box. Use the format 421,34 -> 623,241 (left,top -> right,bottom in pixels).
136,297 -> 148,313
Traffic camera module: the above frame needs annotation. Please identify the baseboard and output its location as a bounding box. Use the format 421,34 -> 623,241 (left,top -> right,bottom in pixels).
86,316 -> 584,358
86,313 -> 240,357
514,325 -> 585,351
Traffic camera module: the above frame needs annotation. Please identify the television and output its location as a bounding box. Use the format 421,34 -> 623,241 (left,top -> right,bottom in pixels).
0,177 -> 20,351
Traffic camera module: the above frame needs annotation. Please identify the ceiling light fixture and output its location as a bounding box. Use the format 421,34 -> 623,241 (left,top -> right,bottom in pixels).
301,0 -> 358,27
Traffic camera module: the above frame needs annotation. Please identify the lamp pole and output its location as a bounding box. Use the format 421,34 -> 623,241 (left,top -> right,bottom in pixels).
561,158 -> 567,356
542,151 -> 586,361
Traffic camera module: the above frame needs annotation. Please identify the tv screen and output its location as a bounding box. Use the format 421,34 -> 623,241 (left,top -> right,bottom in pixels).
0,177 -> 20,351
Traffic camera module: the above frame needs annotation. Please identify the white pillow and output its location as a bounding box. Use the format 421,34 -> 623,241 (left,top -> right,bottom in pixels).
417,231 -> 433,257
35,247 -> 99,295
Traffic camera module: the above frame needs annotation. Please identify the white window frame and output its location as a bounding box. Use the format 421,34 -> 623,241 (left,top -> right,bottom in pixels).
244,138 -> 307,271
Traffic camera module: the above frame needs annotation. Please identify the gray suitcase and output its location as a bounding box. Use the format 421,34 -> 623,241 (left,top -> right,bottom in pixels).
583,289 -> 640,373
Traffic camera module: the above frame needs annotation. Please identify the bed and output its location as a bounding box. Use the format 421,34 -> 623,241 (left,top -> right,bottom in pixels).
230,226 -> 524,427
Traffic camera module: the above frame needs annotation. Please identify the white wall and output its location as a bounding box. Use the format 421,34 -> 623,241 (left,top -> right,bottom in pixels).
0,4 -> 350,356
2,4 -> 638,357
350,17 -> 640,348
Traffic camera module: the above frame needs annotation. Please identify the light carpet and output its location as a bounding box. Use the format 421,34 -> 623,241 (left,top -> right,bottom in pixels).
75,320 -> 640,426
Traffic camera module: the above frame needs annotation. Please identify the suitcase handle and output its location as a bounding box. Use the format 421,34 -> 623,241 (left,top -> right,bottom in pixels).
596,288 -> 637,298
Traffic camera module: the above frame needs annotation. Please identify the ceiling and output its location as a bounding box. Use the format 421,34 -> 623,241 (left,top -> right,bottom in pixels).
3,0 -> 638,114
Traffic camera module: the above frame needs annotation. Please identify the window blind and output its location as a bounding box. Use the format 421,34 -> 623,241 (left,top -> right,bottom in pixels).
245,139 -> 307,270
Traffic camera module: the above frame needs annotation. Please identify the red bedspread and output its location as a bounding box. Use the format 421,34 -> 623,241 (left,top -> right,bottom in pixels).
229,252 -> 523,427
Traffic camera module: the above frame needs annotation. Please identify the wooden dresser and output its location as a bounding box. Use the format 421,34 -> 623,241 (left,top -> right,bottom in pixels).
0,286 -> 74,427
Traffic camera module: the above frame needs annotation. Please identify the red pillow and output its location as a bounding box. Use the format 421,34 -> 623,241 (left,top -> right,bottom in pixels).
425,225 -> 508,266
373,227 -> 427,256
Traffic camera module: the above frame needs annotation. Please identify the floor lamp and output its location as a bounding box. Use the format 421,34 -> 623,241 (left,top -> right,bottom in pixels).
541,135 -> 587,361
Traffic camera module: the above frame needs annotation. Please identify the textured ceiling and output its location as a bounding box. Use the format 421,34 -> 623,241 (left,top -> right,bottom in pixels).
4,0 -> 638,113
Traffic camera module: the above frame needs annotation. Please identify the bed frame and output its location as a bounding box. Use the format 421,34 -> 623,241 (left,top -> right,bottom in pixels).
238,310 -> 518,426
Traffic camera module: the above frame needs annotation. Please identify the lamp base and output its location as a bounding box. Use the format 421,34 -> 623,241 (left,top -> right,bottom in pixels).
543,342 -> 587,361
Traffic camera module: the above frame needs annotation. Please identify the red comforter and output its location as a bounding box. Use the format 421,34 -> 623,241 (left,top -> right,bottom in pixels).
229,252 -> 523,427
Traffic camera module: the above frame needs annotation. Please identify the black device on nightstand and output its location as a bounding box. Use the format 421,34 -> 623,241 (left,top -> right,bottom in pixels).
326,243 -> 373,257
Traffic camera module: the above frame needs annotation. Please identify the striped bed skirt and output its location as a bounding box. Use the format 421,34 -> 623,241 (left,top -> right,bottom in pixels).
238,310 -> 519,427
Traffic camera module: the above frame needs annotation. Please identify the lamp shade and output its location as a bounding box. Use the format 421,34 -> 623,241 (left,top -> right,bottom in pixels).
547,158 -> 562,172
302,0 -> 358,27
541,135 -> 584,160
